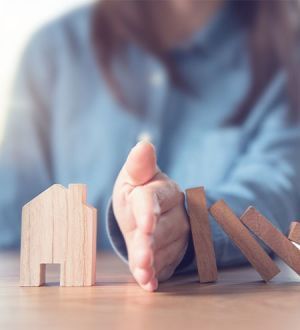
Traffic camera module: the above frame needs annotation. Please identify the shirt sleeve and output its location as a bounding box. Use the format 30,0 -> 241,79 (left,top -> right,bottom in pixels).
0,27 -> 56,249
106,73 -> 300,275
205,73 -> 300,268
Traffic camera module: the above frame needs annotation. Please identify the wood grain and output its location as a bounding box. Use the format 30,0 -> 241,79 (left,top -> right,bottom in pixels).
20,184 -> 97,287
288,221 -> 300,244
241,207 -> 300,275
209,200 -> 280,281
2,252 -> 300,330
186,187 -> 217,282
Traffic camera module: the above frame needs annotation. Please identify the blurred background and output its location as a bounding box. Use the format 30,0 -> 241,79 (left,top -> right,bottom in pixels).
0,0 -> 91,142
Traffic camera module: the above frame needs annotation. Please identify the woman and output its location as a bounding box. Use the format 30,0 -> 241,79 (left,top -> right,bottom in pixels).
1,0 -> 300,291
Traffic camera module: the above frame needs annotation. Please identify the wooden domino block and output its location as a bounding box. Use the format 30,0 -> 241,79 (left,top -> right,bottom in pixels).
20,184 -> 97,287
241,207 -> 300,275
209,200 -> 280,281
288,221 -> 300,245
186,187 -> 217,283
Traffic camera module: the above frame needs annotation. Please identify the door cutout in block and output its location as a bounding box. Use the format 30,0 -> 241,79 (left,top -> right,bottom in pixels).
44,264 -> 61,286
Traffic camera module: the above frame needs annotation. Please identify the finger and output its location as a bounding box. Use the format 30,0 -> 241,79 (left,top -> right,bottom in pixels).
127,231 -> 155,288
156,243 -> 187,282
130,180 -> 184,235
112,141 -> 160,236
130,186 -> 160,234
127,230 -> 154,270
154,237 -> 188,276
146,176 -> 184,214
133,267 -> 155,286
157,264 -> 176,282
127,230 -> 159,290
123,141 -> 159,186
140,277 -> 158,292
153,205 -> 189,251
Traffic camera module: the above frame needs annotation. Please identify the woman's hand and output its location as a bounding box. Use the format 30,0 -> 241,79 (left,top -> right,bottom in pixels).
112,141 -> 190,291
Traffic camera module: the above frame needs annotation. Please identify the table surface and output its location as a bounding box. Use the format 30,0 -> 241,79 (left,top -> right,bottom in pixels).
1,252 -> 300,330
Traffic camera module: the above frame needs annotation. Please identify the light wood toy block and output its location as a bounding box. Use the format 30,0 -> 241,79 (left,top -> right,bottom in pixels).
241,207 -> 300,276
288,221 -> 300,245
186,187 -> 217,283
209,200 -> 280,282
20,184 -> 97,287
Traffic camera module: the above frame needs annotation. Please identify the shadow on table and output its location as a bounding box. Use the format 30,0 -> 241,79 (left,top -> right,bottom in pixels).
157,262 -> 300,296
158,279 -> 300,296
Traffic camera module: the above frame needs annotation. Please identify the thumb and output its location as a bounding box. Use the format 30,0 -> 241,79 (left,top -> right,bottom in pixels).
124,141 -> 159,186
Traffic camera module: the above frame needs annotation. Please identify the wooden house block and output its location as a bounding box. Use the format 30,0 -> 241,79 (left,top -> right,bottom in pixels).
20,184 -> 97,287
209,200 -> 280,282
288,221 -> 300,245
241,207 -> 300,276
186,187 -> 217,283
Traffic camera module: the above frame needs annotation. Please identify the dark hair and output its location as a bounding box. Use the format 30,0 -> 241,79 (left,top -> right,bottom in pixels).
91,0 -> 300,125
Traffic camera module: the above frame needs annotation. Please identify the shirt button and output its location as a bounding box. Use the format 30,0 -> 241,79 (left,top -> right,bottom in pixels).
137,131 -> 152,143
148,70 -> 164,87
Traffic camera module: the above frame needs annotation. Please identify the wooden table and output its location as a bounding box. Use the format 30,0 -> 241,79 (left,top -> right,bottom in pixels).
1,252 -> 300,330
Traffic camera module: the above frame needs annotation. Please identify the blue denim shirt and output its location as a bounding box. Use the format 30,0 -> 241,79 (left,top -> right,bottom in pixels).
1,5 -> 300,272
